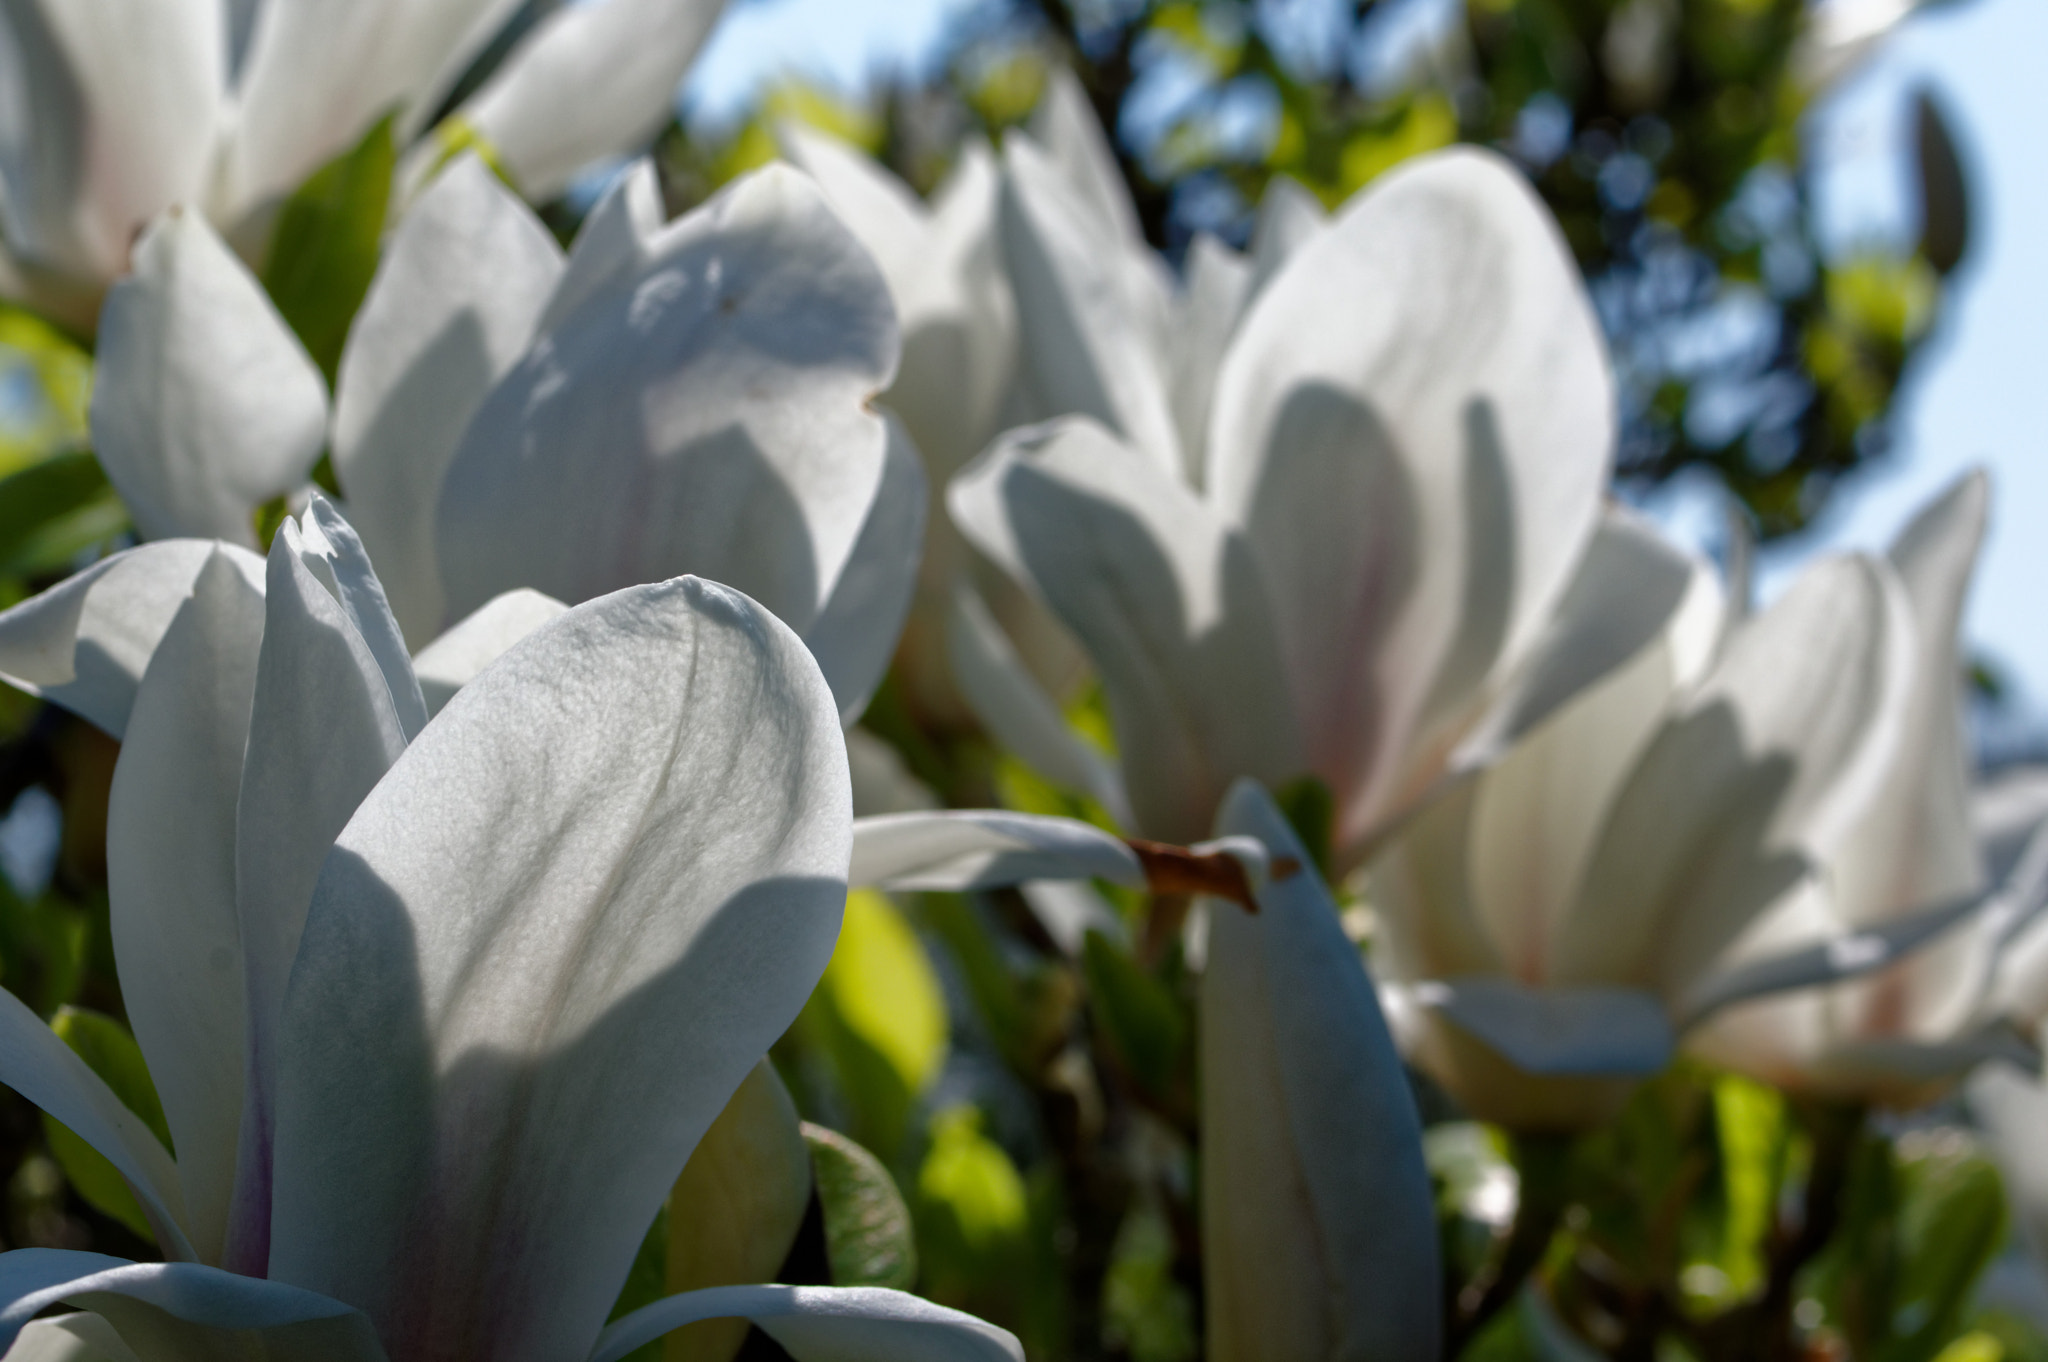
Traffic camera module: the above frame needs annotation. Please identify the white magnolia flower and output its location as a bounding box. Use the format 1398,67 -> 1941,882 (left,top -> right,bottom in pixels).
0,504 -> 1020,1361
90,156 -> 921,724
1684,474 -> 2048,1103
0,0 -> 727,326
949,145 -> 1620,862
1371,508 -> 1914,1129
782,74 -> 1325,730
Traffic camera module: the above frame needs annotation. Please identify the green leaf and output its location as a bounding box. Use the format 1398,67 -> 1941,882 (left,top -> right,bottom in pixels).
916,1104 -> 1030,1261
803,1122 -> 918,1291
1878,1135 -> 2009,1362
261,114 -> 397,381
1272,774 -> 1335,882
1080,929 -> 1185,1095
0,305 -> 90,478
797,890 -> 947,1158
1711,1073 -> 1787,1301
0,451 -> 127,575
42,1007 -> 170,1243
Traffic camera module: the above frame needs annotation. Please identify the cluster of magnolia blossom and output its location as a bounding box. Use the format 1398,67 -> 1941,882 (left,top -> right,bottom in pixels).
0,0 -> 2039,1358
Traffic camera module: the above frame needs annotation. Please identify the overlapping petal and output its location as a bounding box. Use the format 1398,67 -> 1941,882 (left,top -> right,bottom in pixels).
226,507 -> 416,1273
91,209 -> 328,546
333,155 -> 565,646
951,418 -> 1300,842
591,1285 -> 1023,1362
0,540 -> 262,738
1209,148 -> 1612,858
0,0 -> 220,286
103,552 -> 266,1266
0,1253 -> 383,1361
431,165 -> 899,656
1200,781 -> 1439,1362
267,577 -> 850,1362
451,0 -> 725,201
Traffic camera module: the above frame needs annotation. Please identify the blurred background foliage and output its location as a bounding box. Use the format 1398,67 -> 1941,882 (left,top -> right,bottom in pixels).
0,2 -> 2024,1361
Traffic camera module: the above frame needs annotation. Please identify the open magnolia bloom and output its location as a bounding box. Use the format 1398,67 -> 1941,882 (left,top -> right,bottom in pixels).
0,504 -> 1021,1361
782,73 -> 1329,732
1681,474 -> 2048,1104
950,145 -> 1624,860
90,155 -> 920,724
1373,476 -> 2042,1130
0,0 -> 727,327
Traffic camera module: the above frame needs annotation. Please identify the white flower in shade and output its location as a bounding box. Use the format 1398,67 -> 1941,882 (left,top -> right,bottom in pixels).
949,144 -> 1626,863
0,0 -> 729,326
1373,474 -> 2048,1130
87,156 -> 921,724
0,503 -> 1020,1362
1686,475 -> 2048,1103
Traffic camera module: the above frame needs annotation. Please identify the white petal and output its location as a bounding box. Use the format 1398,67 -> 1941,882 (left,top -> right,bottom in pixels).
1828,470 -> 1987,928
0,992 -> 190,1262
1563,555 -> 1914,997
775,122 -> 931,300
1976,765 -> 2048,889
268,577 -> 851,1362
0,541 -> 263,738
592,1286 -> 1021,1362
291,499 -> 426,737
1411,978 -> 1674,1076
1200,781 -> 1439,1362
802,414 -> 926,725
851,811 -> 1141,892
783,126 -> 1016,479
453,0 -> 724,201
1457,517 -> 1722,980
1209,148 -> 1613,857
3,1313 -> 139,1362
1675,885 -> 1985,1029
1167,234 -> 1251,483
529,159 -> 663,335
0,0 -> 220,288
0,1253 -> 384,1361
1454,507 -> 1722,775
410,589 -> 568,719
1026,66 -> 1142,247
433,165 -> 899,636
332,154 -> 564,647
92,209 -> 328,546
1247,175 -> 1326,294
223,510 -> 413,1275
105,551 -> 265,1266
998,137 -> 1182,479
947,418 -> 1299,844
220,0 -> 514,220
942,583 -> 1130,826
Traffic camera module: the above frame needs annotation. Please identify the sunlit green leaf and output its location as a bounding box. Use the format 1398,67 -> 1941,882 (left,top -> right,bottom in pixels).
797,890 -> 947,1157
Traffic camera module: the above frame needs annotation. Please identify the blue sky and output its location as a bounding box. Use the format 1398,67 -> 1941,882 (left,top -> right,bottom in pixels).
682,0 -> 2048,701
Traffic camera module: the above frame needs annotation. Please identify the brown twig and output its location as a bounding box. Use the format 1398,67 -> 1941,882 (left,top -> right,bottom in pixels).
1125,839 -> 1297,912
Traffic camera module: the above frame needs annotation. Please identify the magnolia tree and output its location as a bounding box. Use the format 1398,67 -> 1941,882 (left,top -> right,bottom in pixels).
0,3 -> 2040,1362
